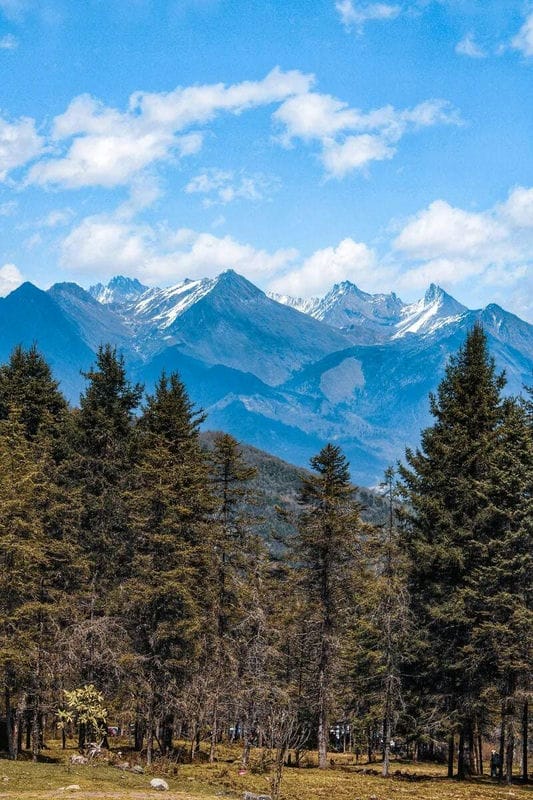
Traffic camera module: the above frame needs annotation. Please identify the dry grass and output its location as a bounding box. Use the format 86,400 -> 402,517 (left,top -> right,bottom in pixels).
0,740 -> 531,800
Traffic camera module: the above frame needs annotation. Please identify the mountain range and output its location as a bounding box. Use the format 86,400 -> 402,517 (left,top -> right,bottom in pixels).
1,270 -> 531,486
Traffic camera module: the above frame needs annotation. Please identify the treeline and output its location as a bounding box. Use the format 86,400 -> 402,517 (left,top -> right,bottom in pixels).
0,326 -> 531,789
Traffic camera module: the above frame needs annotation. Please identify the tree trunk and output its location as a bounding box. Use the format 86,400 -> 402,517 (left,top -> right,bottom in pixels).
189,718 -> 197,762
31,693 -> 40,762
505,699 -> 515,785
457,728 -> 466,780
25,705 -> 31,751
241,724 -> 251,769
146,700 -> 154,766
522,700 -> 528,783
134,705 -> 144,752
498,704 -> 506,781
270,747 -> 285,800
468,723 -> 476,775
382,709 -> 391,777
317,663 -> 328,769
5,688 -> 16,760
477,733 -> 483,775
162,713 -> 173,756
209,705 -> 218,764
447,732 -> 454,778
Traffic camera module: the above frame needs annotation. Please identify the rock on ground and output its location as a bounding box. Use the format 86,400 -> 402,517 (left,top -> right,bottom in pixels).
150,777 -> 169,791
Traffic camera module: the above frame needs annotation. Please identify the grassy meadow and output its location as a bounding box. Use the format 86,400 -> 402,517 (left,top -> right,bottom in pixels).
0,740 -> 531,800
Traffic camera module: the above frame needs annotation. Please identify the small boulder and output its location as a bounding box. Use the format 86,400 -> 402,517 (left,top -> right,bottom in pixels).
70,755 -> 87,765
243,793 -> 272,800
58,786 -> 81,793
150,777 -> 169,791
132,764 -> 144,774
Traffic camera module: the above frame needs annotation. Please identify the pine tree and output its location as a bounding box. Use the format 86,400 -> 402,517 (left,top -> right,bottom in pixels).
0,416 -> 64,759
292,443 -> 363,769
399,325 -> 508,778
0,344 -> 67,440
207,433 -> 262,764
75,344 -> 142,604
121,371 -> 211,763
0,347 -> 84,760
470,396 -> 533,782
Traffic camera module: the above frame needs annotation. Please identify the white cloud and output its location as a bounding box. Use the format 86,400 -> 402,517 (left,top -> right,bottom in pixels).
185,168 -> 279,206
27,68 -> 313,190
322,135 -> 394,177
501,186 -> 533,228
0,115 -> 43,180
336,0 -> 401,31
388,189 -> 533,304
275,93 -> 364,142
393,200 -> 505,259
61,217 -> 150,274
511,12 -> 533,57
395,257 -> 488,293
268,238 -> 380,296
60,214 -> 298,283
275,94 -> 459,178
455,33 -> 486,59
0,33 -> 17,49
0,263 -> 24,295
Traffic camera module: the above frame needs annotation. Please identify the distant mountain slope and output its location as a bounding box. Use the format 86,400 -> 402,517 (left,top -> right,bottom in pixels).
0,283 -> 95,400
122,270 -> 351,385
200,432 -> 389,542
48,282 -> 136,356
0,271 -> 530,486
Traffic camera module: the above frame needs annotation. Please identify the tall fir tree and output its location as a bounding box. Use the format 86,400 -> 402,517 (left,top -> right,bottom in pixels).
207,433 -> 263,764
292,443 -> 363,769
121,371 -> 212,763
399,325 -> 510,778
73,345 -> 142,679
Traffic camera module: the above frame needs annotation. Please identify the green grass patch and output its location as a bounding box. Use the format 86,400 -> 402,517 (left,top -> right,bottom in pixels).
0,741 -> 531,800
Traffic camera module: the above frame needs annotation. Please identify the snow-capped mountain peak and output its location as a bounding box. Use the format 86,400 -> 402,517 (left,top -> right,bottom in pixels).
89,276 -> 149,305
394,284 -> 468,338
271,281 -> 406,342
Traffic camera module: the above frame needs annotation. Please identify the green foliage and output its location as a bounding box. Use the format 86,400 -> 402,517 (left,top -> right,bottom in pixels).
0,344 -> 67,440
0,334 -> 529,782
399,325 -> 532,778
57,684 -> 107,735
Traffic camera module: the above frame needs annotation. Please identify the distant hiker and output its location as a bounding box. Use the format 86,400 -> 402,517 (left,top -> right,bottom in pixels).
490,749 -> 501,778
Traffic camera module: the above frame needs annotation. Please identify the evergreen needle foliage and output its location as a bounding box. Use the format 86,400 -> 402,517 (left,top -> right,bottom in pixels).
0,331 -> 530,791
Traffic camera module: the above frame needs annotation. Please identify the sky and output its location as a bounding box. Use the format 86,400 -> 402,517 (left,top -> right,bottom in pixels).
0,0 -> 532,320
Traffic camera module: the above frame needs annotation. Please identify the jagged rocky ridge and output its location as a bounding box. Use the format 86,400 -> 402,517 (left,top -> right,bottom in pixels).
0,270 -> 531,486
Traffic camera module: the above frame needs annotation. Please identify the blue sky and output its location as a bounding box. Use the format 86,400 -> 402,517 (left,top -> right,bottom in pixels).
0,0 -> 532,320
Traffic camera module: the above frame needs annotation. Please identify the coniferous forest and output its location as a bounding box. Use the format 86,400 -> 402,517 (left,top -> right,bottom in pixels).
0,325 -> 531,796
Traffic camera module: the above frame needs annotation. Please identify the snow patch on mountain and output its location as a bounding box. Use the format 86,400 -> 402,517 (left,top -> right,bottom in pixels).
131,278 -> 216,327
89,276 -> 149,305
268,292 -> 320,316
320,357 -> 365,403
